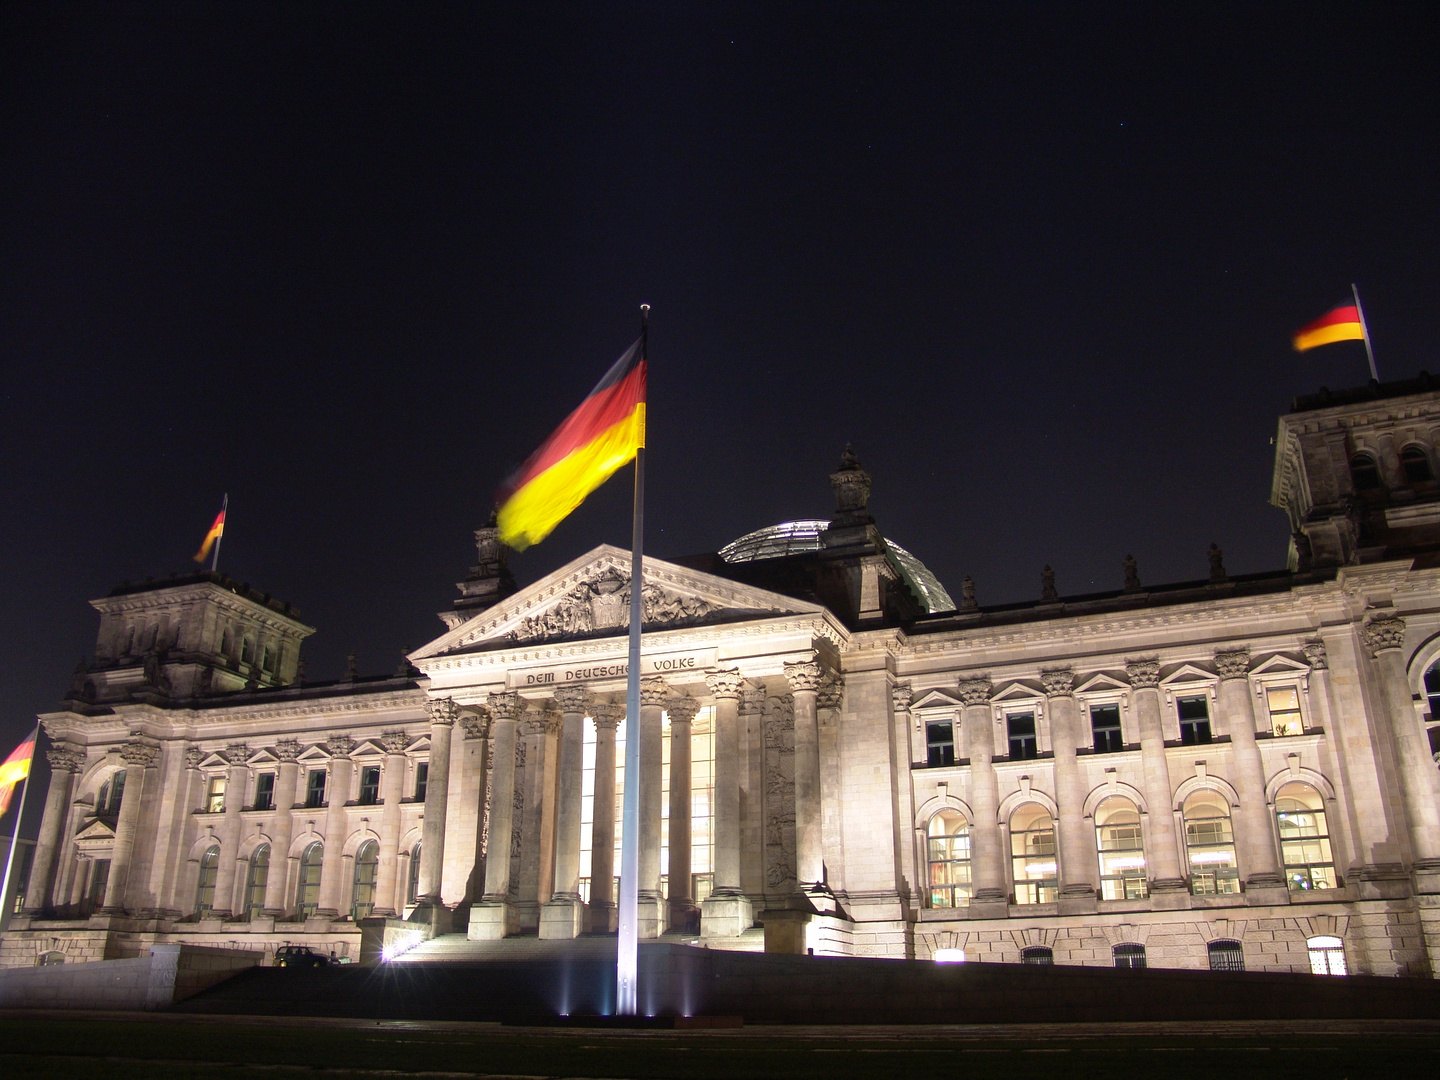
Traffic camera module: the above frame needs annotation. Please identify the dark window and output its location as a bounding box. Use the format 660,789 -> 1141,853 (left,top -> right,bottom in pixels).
253,773 -> 275,811
305,769 -> 327,808
1177,696 -> 1213,745
1424,661 -> 1440,719
407,842 -> 422,905
414,762 -> 429,802
1350,453 -> 1382,491
1402,445 -> 1433,484
1091,704 -> 1123,754
359,766 -> 381,805
83,860 -> 109,917
97,772 -> 126,820
1007,713 -> 1037,760
1207,939 -> 1245,972
926,721 -> 956,767
1113,943 -> 1147,970
1021,946 -> 1054,965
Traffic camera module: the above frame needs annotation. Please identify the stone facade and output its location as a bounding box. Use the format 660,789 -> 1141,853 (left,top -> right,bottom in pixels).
5,379 -> 1440,979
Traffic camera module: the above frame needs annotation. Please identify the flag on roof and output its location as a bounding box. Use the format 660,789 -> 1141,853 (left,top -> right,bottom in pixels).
1293,303 -> 1366,352
193,504 -> 226,564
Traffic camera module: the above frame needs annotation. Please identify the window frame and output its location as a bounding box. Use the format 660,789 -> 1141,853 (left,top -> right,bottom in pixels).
1207,939 -> 1245,972
305,769 -> 327,808
1274,782 -> 1338,891
1307,935 -> 1347,975
1089,702 -> 1124,754
245,844 -> 270,920
1005,711 -> 1039,761
1401,443 -> 1434,485
204,775 -> 227,815
358,765 -> 381,805
925,809 -> 972,909
1183,789 -> 1241,896
1113,943 -> 1147,970
1175,694 -> 1213,746
1350,451 -> 1382,491
194,844 -> 221,916
1263,684 -> 1306,737
1009,803 -> 1058,905
1095,796 -> 1148,900
253,772 -> 275,812
296,842 -> 324,917
414,761 -> 429,803
351,839 -> 380,921
925,719 -> 956,767
1020,945 -> 1054,965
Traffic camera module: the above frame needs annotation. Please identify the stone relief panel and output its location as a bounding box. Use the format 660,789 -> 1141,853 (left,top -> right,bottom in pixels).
509,568 -> 720,643
762,693 -> 797,894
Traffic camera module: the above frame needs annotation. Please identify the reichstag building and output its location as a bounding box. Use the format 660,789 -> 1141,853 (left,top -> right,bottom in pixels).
4,377 -> 1440,978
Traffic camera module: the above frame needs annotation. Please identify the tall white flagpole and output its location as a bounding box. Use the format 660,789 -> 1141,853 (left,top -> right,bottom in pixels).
616,304 -> 648,1016
0,725 -> 38,926
1352,283 -> 1379,382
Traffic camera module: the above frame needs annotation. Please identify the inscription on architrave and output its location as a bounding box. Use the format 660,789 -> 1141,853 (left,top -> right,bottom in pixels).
762,693 -> 797,894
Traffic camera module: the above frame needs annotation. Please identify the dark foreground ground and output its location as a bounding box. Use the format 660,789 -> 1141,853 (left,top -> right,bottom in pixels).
2,1012 -> 1438,1080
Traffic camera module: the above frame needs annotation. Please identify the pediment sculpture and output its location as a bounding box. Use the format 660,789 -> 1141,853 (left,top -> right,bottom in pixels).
510,569 -> 719,643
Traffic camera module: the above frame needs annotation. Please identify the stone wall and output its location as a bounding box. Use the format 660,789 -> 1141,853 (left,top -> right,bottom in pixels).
0,943 -> 259,1010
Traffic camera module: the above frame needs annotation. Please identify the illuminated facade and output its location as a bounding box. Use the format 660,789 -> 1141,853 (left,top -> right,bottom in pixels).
5,380 -> 1440,977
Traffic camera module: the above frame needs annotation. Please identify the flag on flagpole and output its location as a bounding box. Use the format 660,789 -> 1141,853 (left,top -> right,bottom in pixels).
193,504 -> 226,564
1293,303 -> 1366,352
0,734 -> 35,817
496,339 -> 647,550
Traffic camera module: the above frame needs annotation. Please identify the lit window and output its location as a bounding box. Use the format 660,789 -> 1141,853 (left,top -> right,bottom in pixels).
253,773 -> 275,811
1184,790 -> 1240,895
195,845 -> 220,915
414,762 -> 428,802
1021,946 -> 1053,965
1307,935 -> 1347,975
1207,939 -> 1245,971
296,842 -> 323,916
1090,704 -> 1123,754
1266,687 -> 1304,736
926,720 -> 956,767
927,809 -> 972,908
352,840 -> 379,920
1177,695 -> 1212,745
1113,943 -> 1147,969
305,769 -> 327,808
1350,453 -> 1382,491
205,776 -> 227,814
407,842 -> 422,905
1095,796 -> 1148,900
1275,782 -> 1337,890
245,845 -> 270,920
1010,804 -> 1057,905
1401,445 -> 1433,484
358,766 -> 381,805
1007,713 -> 1038,760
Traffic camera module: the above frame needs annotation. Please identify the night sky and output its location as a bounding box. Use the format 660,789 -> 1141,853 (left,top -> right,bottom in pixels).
3,3 -> 1438,838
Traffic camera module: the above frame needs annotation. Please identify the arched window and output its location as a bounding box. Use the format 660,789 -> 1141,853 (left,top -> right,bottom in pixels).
296,842 -> 323,916
926,809 -> 972,908
1113,943 -> 1147,969
1095,796 -> 1148,900
1275,782 -> 1336,890
352,840 -> 379,920
245,845 -> 270,920
241,636 -> 255,665
1184,790 -> 1239,895
1401,445 -> 1433,484
1350,452 -> 1382,491
1010,804 -> 1057,905
142,624 -> 158,651
195,845 -> 220,916
1021,945 -> 1054,965
407,842 -> 422,905
38,952 -> 66,966
1424,660 -> 1440,720
1207,939 -> 1245,972
1307,935 -> 1347,975
96,772 -> 126,820
262,644 -> 275,672
221,627 -> 234,657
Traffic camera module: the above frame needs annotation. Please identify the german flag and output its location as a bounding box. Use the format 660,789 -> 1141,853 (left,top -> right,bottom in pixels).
0,733 -> 34,817
193,505 -> 226,564
1293,303 -> 1366,352
497,338 -> 646,550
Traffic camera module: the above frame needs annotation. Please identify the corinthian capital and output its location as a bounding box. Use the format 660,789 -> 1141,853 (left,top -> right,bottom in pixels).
274,739 -> 301,762
668,696 -> 701,725
325,735 -> 355,758
1363,616 -> 1407,656
1303,640 -> 1328,671
120,740 -> 158,768
891,682 -> 914,713
784,659 -> 823,694
47,745 -> 84,773
1214,648 -> 1251,681
553,686 -> 590,716
459,710 -> 491,741
184,747 -> 204,770
1125,659 -> 1160,689
592,702 -> 624,732
1041,668 -> 1075,697
705,668 -> 744,700
639,676 -> 670,708
957,676 -> 993,707
223,742 -> 250,765
380,730 -> 411,754
427,697 -> 460,726
487,690 -> 520,721
818,674 -> 845,712
738,683 -> 765,716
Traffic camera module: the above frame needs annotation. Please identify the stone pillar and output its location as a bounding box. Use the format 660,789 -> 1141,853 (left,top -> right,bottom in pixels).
637,676 -> 669,937
702,670 -> 752,937
541,686 -> 590,939
1126,660 -> 1188,897
372,730 -> 410,918
317,736 -> 355,919
515,705 -> 556,931
666,695 -> 701,930
959,677 -> 1007,912
416,698 -> 457,912
739,682 -> 766,901
263,741 -> 301,917
1043,670 -> 1097,909
100,740 -> 158,914
23,744 -> 83,914
785,658 -> 834,912
1365,616 -> 1440,889
470,691 -> 519,939
454,711 -> 491,907
209,743 -> 250,920
587,702 -> 623,933
1214,649 -> 1286,894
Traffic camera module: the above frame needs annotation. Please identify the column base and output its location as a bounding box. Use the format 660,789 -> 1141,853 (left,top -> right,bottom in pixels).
636,892 -> 667,939
667,901 -> 700,935
1413,859 -> 1440,895
797,882 -> 840,916
1148,879 -> 1192,909
585,899 -> 616,934
1057,887 -> 1098,916
1243,875 -> 1291,906
538,896 -> 585,939
1351,862 -> 1412,900
759,907 -> 811,954
406,901 -> 453,935
700,893 -> 755,939
466,900 -> 516,940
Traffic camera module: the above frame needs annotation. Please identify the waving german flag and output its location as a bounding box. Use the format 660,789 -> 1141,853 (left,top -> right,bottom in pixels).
1293,303 -> 1366,352
497,339 -> 646,550
0,732 -> 35,817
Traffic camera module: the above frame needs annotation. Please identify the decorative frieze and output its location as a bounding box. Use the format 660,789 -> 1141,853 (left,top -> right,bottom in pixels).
552,686 -> 590,715
667,696 -> 701,725
891,682 -> 913,714
591,702 -> 624,731
487,690 -> 520,721
459,711 -> 491,741
222,742 -> 250,765
818,673 -> 845,712
184,747 -> 204,770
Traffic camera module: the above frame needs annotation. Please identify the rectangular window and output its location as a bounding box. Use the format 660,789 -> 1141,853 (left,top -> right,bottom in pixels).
305,769 -> 327,808
1177,696 -> 1212,745
926,720 -> 956,767
205,776 -> 227,814
1267,687 -> 1303,736
1007,713 -> 1037,760
86,859 -> 111,916
359,766 -> 381,805
1091,704 -> 1123,754
414,761 -> 428,803
253,773 -> 275,811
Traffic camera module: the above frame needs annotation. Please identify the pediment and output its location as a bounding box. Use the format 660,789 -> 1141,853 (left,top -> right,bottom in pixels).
1250,653 -> 1312,677
296,745 -> 331,763
197,752 -> 229,770
246,749 -> 279,765
412,545 -> 824,659
912,688 -> 963,711
74,819 -> 116,842
350,740 -> 386,760
1159,662 -> 1218,687
991,680 -> 1044,702
1075,673 -> 1130,695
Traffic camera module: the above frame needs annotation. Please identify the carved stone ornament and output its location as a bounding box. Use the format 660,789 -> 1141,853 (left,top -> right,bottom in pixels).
1208,543 -> 1227,582
380,730 -> 411,754
1364,616 -> 1407,656
553,686 -> 590,715
705,668 -> 745,700
223,742 -> 250,765
957,676 -> 993,707
1214,648 -> 1251,681
668,696 -> 701,725
961,574 -> 978,611
1126,659 -> 1161,690
427,697 -> 460,726
639,676 -> 670,708
739,684 -> 766,716
47,746 -> 84,773
519,705 -> 554,738
829,444 -> 873,522
1041,565 -> 1058,602
487,691 -> 520,721
784,659 -> 824,694
818,673 -> 844,712
1040,668 -> 1075,697
510,567 -> 719,643
120,740 -> 158,768
184,747 -> 204,771
891,682 -> 914,713
1123,554 -> 1141,592
326,735 -> 356,758
274,739 -> 301,762
1303,640 -> 1328,671
459,711 -> 491,741
591,702 -> 624,731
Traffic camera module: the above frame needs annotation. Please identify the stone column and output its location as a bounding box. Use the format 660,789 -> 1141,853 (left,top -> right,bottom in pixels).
637,676 -> 669,936
1365,617 -> 1440,887
416,698 -> 457,910
739,682 -> 766,901
209,743 -> 250,920
587,702 -> 623,932
263,740 -> 301,917
317,736 -> 355,918
666,695 -> 701,929
786,659 -> 831,910
1043,670 -> 1097,909
371,730 -> 410,918
515,705 -> 555,930
959,677 -> 1007,912
702,670 -> 751,937
1214,649 -> 1286,893
455,711 -> 491,907
471,691 -> 520,939
1126,660 -> 1188,897
101,740 -> 158,915
23,745 -> 83,914
541,686 -> 589,939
